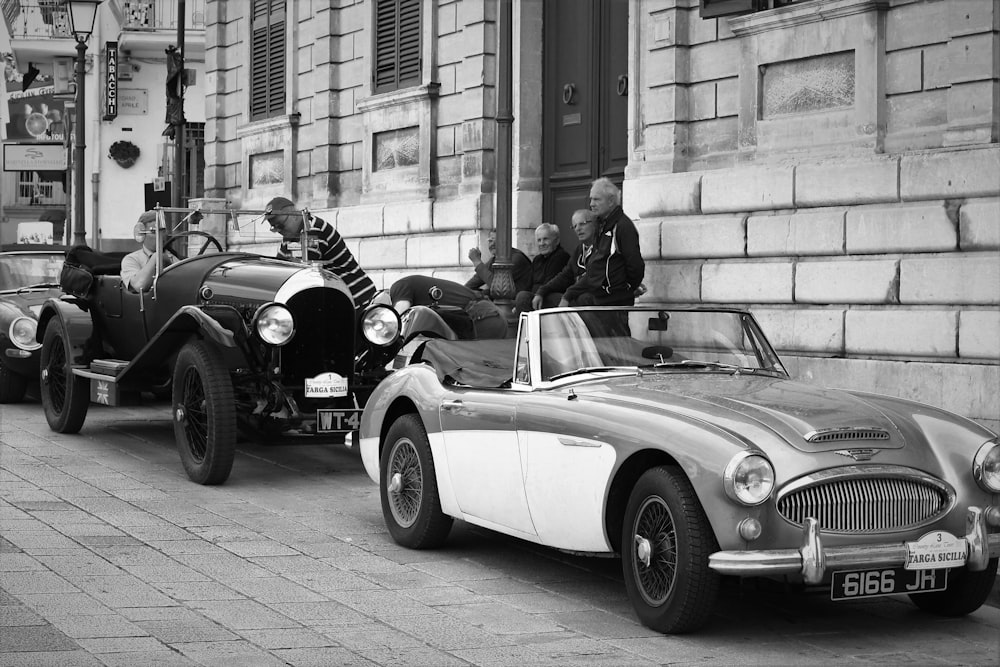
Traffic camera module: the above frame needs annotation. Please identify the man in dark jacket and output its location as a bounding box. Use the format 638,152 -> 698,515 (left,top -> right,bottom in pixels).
533,209 -> 633,308
583,177 -> 645,305
514,223 -> 571,314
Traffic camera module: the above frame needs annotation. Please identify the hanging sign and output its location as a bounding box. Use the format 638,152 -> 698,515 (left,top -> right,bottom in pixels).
104,42 -> 118,121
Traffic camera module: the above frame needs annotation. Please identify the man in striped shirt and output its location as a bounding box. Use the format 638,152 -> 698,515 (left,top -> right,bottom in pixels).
265,196 -> 376,311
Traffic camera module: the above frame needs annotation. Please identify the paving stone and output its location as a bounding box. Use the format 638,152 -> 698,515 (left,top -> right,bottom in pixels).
0,650 -> 104,666
239,627 -> 338,649
270,646 -> 376,667
171,639 -> 293,667
186,599 -> 301,630
151,581 -> 244,602
0,623 -> 79,652
135,618 -> 239,644
74,636 -> 167,654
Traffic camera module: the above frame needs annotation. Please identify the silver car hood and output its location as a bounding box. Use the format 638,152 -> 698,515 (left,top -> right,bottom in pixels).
585,374 -> 906,453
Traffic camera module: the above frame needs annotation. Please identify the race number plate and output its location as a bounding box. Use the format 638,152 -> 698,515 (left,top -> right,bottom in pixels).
904,531 -> 968,570
304,372 -> 348,398
316,409 -> 362,433
831,567 -> 948,600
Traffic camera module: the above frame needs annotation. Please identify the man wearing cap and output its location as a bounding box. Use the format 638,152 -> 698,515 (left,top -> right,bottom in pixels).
265,196 -> 376,311
120,210 -> 177,292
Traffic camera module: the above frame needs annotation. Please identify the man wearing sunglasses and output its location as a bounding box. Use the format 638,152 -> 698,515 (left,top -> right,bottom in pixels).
265,196 -> 376,311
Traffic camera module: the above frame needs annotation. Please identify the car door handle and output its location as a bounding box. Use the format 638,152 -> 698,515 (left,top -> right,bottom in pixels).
441,400 -> 464,412
558,436 -> 602,448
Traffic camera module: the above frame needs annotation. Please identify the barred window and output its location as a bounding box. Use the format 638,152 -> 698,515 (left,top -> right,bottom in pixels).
250,0 -> 286,121
373,0 -> 421,94
700,0 -> 808,19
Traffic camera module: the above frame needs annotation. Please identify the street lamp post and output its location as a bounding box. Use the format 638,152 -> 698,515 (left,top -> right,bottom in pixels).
66,0 -> 103,247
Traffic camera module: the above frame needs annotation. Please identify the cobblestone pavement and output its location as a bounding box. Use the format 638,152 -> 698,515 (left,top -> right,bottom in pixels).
1,399 -> 998,667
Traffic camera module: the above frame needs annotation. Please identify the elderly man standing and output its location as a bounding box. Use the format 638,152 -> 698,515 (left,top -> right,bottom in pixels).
585,177 -> 645,305
265,196 -> 376,311
513,222 -> 571,314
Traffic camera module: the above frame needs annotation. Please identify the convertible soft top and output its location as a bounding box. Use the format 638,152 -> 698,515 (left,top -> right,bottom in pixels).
412,338 -> 515,388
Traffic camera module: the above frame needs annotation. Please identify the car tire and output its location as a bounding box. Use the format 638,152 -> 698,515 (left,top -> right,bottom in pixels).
172,340 -> 236,485
39,322 -> 89,433
380,413 -> 453,548
0,362 -> 28,403
909,557 -> 998,617
621,466 -> 720,634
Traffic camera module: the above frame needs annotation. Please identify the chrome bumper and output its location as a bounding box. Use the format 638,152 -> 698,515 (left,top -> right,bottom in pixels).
710,506 -> 1000,585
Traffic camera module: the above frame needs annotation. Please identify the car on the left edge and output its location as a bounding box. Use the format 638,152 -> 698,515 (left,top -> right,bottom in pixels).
36,207 -> 402,486
0,243 -> 68,403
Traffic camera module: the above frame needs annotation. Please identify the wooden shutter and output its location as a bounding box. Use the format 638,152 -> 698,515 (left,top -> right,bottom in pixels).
250,0 -> 286,121
374,0 -> 421,94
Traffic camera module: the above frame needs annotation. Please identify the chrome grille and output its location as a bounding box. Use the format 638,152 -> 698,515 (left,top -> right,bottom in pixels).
807,428 -> 889,443
777,471 -> 951,533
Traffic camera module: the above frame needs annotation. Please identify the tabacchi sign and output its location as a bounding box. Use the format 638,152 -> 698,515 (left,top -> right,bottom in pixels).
105,42 -> 118,121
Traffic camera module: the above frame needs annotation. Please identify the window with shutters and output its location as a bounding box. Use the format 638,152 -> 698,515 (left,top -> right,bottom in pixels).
373,0 -> 422,94
250,0 -> 286,121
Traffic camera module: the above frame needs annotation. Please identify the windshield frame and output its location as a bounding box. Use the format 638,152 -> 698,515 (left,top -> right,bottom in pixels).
521,306 -> 788,388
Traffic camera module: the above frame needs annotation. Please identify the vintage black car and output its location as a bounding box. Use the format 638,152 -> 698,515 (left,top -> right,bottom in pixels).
36,207 -> 400,485
0,244 -> 68,403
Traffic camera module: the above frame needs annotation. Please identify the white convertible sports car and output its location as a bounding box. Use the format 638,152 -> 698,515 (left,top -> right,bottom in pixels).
359,306 -> 1000,633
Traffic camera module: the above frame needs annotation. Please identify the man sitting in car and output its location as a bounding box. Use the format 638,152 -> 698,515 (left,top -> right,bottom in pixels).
120,210 -> 178,292
265,196 -> 376,311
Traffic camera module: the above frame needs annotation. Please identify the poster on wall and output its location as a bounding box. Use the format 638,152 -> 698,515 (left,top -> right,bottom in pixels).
4,52 -> 65,142
5,85 -> 66,142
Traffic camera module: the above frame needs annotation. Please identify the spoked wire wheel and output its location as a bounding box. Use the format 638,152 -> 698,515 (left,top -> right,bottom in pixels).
621,466 -> 720,634
40,323 -> 89,433
172,340 -> 235,485
632,495 -> 679,606
386,437 -> 423,528
379,414 -> 452,548
178,365 -> 209,462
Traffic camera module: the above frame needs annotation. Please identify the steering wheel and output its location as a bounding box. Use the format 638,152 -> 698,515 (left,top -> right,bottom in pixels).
163,231 -> 224,258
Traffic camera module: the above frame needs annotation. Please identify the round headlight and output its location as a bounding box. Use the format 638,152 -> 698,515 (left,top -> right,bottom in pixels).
361,305 -> 400,347
9,316 -> 40,351
973,440 -> 1000,493
724,452 -> 775,506
254,304 -> 295,346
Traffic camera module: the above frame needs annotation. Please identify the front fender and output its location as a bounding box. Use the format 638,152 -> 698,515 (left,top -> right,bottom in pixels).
123,305 -> 249,381
37,296 -> 93,367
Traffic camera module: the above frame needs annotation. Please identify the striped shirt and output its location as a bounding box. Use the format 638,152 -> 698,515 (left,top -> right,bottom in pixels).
305,215 -> 376,310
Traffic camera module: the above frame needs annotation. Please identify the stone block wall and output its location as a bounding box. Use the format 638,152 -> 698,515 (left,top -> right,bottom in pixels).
628,148 -> 1000,431
626,0 -> 1000,430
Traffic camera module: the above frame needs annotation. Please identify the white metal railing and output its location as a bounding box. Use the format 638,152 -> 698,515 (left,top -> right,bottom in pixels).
118,0 -> 206,31
5,2 -> 73,40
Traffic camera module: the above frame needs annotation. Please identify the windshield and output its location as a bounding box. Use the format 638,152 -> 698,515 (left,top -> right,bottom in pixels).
537,308 -> 785,382
0,253 -> 64,290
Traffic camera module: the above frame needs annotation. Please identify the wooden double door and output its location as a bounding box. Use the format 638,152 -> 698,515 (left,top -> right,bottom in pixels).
543,0 -> 629,250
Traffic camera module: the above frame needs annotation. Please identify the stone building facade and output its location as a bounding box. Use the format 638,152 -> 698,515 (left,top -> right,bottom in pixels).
201,0 -> 998,430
